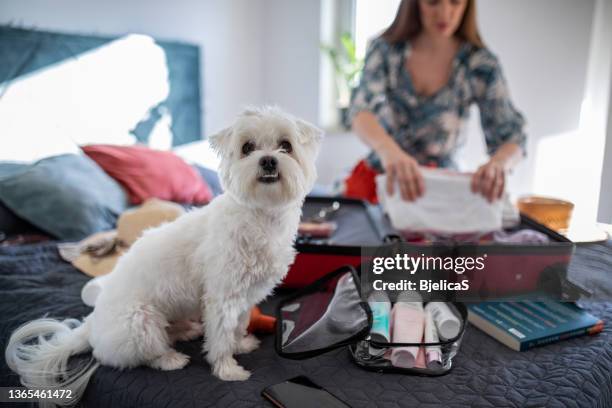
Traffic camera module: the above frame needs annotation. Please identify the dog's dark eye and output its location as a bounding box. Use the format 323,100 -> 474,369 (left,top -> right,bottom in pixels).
241,141 -> 255,156
279,140 -> 292,154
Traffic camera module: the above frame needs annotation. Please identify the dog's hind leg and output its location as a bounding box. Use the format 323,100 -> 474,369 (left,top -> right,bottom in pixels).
121,304 -> 191,371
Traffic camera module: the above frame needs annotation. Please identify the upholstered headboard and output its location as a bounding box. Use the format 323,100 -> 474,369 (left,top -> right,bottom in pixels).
0,26 -> 202,147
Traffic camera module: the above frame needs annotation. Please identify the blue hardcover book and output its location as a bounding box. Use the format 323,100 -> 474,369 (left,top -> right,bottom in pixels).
467,301 -> 603,351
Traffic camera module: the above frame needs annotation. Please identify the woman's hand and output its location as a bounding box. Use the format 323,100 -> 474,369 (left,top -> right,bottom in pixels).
352,111 -> 424,201
471,143 -> 523,202
379,144 -> 425,201
471,159 -> 506,202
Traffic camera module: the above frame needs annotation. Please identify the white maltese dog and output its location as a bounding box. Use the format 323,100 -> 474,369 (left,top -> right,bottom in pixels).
5,106 -> 322,402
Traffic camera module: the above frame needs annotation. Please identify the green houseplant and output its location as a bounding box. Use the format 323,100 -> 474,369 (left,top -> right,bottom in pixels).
321,32 -> 364,128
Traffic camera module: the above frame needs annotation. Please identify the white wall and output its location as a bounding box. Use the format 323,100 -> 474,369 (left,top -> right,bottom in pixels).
598,69 -> 612,223
594,0 -> 612,224
260,0 -> 321,125
599,69 -> 612,223
521,0 -> 610,229
0,0 -> 266,136
480,0 -> 593,137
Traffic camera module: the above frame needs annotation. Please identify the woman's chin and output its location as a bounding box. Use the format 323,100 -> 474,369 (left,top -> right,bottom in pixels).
424,27 -> 456,40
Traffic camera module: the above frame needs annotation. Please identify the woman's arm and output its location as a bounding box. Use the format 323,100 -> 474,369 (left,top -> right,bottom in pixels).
348,37 -> 424,201
470,49 -> 528,202
352,111 -> 424,201
490,142 -> 523,170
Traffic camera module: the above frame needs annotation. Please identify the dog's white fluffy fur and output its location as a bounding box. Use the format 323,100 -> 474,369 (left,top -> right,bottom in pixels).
5,106 -> 322,405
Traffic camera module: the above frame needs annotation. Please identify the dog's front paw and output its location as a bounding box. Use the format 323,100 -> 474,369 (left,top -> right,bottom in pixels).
213,357 -> 251,381
236,334 -> 260,354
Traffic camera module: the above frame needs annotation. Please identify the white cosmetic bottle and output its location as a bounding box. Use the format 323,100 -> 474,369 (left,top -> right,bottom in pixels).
424,302 -> 461,340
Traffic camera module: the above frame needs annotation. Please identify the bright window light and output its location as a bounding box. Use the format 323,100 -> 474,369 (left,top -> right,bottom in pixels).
0,34 -> 170,162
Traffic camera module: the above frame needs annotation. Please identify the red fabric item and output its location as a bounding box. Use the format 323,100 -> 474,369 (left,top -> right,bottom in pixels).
344,159 -> 380,204
82,144 -> 213,205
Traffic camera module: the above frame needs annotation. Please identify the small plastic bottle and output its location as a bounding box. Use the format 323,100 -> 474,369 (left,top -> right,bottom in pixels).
368,291 -> 391,356
424,302 -> 461,340
424,308 -> 442,369
390,291 -> 424,368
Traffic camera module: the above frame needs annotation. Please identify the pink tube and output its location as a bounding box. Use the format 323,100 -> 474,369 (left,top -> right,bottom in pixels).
390,291 -> 424,368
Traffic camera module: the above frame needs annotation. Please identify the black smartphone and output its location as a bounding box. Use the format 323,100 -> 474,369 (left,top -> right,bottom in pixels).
261,375 -> 351,408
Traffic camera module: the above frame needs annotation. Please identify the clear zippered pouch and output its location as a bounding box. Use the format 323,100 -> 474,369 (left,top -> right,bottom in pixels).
275,265 -> 467,376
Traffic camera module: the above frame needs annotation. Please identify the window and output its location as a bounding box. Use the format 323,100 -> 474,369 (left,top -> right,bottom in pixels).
319,0 -> 400,129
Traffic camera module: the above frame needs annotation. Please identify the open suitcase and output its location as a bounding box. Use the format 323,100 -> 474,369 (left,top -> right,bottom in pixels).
284,196 -> 581,301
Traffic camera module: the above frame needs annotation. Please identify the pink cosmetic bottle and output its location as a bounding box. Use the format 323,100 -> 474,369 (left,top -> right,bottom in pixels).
390,291 -> 424,368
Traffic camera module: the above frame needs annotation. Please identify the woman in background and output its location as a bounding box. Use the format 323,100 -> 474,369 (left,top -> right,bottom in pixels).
345,0 -> 526,204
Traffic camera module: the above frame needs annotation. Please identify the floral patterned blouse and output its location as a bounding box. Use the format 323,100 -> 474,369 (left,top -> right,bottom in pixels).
348,36 -> 527,171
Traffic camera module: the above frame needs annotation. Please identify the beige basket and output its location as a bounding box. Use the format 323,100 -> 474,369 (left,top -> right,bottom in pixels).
517,196 -> 574,233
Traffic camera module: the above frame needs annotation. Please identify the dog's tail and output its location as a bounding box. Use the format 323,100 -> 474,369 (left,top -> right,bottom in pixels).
5,314 -> 100,407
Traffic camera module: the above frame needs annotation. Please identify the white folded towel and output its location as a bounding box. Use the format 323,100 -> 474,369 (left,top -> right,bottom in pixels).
376,169 -> 505,234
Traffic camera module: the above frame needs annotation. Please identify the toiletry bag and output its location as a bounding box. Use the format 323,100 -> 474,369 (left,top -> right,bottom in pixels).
275,264 -> 468,376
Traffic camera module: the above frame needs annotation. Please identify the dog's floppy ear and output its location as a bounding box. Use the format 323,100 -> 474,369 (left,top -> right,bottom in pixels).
208,127 -> 232,155
295,118 -> 323,146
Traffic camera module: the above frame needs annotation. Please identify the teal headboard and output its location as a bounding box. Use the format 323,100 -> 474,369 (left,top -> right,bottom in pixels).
0,26 -> 202,146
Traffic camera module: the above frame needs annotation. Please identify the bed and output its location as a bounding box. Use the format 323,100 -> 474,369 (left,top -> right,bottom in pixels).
0,239 -> 611,408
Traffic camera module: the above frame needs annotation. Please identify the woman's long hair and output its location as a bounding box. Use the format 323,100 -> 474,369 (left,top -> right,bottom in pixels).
382,0 -> 484,48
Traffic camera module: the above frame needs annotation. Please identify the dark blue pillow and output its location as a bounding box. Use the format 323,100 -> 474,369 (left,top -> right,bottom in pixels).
0,200 -> 43,236
0,164 -> 23,233
193,165 -> 223,196
0,162 -> 43,236
0,154 -> 128,241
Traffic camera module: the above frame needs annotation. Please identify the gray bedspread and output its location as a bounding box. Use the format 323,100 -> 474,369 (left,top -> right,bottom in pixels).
1,241 -> 611,408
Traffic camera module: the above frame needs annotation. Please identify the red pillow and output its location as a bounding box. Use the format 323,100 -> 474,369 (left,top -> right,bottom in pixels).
82,144 -> 213,205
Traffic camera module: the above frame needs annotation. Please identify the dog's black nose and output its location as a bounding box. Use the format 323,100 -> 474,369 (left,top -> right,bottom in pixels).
259,156 -> 278,173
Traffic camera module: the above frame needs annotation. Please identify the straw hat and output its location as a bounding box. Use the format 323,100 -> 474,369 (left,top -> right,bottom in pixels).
59,198 -> 185,277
